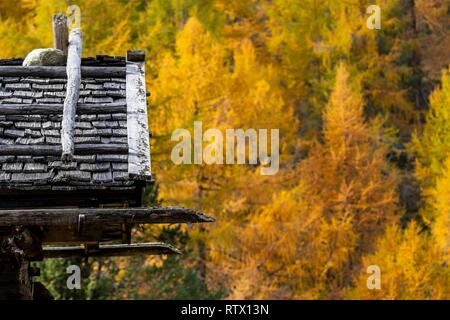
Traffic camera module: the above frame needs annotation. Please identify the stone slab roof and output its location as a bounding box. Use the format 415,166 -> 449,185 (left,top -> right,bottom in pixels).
0,56 -> 151,204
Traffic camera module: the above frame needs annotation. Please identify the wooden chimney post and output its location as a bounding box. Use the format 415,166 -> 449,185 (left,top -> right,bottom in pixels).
52,14 -> 68,55
61,27 -> 82,162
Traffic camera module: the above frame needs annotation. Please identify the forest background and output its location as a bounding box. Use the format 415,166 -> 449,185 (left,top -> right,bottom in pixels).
0,0 -> 449,299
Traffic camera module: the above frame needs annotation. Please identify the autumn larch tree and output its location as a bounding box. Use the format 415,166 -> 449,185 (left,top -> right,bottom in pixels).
223,64 -> 398,299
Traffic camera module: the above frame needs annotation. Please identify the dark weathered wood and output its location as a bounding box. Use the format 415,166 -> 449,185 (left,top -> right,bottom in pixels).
43,243 -> 181,258
52,14 -> 68,56
0,103 -> 127,115
0,58 -> 23,66
42,223 -> 120,243
61,28 -> 83,162
127,50 -> 145,62
0,66 -> 125,78
0,188 -> 140,209
0,227 -> 43,300
0,57 -> 127,67
0,144 -> 128,156
43,223 -> 106,244
0,206 -> 215,227
33,282 -> 54,300
79,66 -> 126,78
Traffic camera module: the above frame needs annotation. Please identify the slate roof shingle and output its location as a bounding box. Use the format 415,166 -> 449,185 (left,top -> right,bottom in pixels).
0,56 -> 150,197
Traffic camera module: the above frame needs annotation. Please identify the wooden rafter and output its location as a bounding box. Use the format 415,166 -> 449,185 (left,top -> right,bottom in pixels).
43,243 -> 181,258
0,144 -> 128,156
0,103 -> 126,115
0,66 -> 125,78
0,206 -> 215,227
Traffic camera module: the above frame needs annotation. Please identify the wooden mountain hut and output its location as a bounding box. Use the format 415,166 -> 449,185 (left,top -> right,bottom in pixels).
0,14 -> 213,299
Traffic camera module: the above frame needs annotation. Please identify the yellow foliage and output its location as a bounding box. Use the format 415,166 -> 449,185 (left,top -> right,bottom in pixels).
414,67 -> 450,225
220,64 -> 398,299
347,223 -> 450,299
414,67 -> 450,191
431,156 -> 450,258
324,64 -> 366,159
2,0 -> 449,300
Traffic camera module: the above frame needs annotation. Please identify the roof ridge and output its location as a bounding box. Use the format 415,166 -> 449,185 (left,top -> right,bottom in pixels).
0,55 -> 126,67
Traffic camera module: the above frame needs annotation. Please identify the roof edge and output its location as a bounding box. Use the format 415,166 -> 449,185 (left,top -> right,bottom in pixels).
125,51 -> 151,180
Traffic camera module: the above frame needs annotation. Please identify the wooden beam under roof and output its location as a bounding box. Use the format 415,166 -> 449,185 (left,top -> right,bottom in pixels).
43,243 -> 181,258
0,144 -> 128,156
0,206 -> 215,227
0,66 -> 126,78
0,103 -> 127,115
